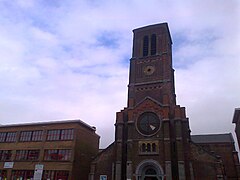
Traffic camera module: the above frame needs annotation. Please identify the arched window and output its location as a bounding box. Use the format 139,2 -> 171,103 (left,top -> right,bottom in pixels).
143,36 -> 149,56
152,143 -> 156,152
142,143 -> 146,152
147,143 -> 151,152
151,34 -> 157,55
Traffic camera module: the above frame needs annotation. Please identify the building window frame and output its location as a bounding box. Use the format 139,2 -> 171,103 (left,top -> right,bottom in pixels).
15,150 -> 40,161
43,170 -> 69,180
151,34 -> 157,55
0,132 -> 17,143
139,141 -> 159,155
44,149 -> 72,161
0,150 -> 12,161
47,129 -> 74,141
19,130 -> 43,142
143,35 -> 149,57
11,170 -> 34,179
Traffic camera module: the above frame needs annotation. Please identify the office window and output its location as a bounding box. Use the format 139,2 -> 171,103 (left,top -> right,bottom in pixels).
19,130 -> 43,142
0,150 -> 12,161
0,133 -> 6,142
0,170 -> 7,179
47,130 -> 61,141
5,132 -> 16,142
47,129 -> 74,141
11,170 -> 34,180
19,131 -> 32,141
28,150 -> 40,160
32,130 -> 44,141
15,150 -> 40,161
0,132 -> 16,142
43,170 -> 69,180
15,150 -> 28,160
60,129 -> 74,140
44,149 -> 72,161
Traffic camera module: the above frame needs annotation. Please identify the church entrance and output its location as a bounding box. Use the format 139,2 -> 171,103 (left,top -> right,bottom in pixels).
142,167 -> 162,180
136,160 -> 164,180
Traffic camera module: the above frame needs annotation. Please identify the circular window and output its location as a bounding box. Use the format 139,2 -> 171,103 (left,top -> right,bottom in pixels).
136,112 -> 161,136
143,65 -> 155,75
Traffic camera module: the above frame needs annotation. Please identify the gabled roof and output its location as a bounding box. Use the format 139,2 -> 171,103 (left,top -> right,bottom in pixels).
92,142 -> 115,162
133,96 -> 165,109
232,108 -> 240,123
191,133 -> 234,144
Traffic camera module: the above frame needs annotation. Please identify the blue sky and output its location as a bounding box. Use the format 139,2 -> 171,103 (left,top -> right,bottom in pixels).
0,0 -> 240,148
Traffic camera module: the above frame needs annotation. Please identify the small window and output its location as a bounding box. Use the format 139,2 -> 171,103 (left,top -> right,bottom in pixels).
19,131 -> 32,142
5,132 -> 16,142
152,143 -> 156,152
60,129 -> 74,140
143,36 -> 149,56
47,130 -> 61,141
151,34 -> 157,55
0,150 -> 12,161
0,133 -> 7,142
147,143 -> 151,152
28,150 -> 40,160
142,143 -> 146,152
32,131 -> 44,141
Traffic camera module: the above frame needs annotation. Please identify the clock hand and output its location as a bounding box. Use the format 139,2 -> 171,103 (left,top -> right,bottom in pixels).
150,124 -> 156,130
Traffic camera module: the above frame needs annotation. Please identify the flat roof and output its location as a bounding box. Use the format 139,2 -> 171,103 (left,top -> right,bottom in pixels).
0,119 -> 97,132
191,133 -> 234,143
133,22 -> 172,44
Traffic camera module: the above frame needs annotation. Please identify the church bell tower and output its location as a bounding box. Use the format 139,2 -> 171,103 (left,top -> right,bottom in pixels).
114,23 -> 192,180
128,23 -> 176,108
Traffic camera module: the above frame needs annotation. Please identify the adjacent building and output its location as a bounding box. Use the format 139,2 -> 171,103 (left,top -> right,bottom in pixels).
233,108 -> 240,150
0,120 -> 99,180
191,133 -> 240,179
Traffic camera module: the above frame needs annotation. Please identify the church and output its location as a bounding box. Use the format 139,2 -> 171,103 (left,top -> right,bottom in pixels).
89,23 -> 240,180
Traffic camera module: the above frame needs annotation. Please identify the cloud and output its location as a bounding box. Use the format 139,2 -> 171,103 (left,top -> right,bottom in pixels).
0,0 -> 239,148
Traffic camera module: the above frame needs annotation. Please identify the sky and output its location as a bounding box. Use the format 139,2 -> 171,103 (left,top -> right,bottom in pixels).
0,0 -> 240,148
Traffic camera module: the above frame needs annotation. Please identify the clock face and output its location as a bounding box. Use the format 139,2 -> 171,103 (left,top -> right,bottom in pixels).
143,65 -> 155,75
136,112 -> 161,136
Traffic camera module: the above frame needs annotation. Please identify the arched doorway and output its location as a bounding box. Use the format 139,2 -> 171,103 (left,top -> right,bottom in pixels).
135,160 -> 164,180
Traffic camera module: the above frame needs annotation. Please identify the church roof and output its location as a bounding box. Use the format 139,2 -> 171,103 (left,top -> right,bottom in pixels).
133,22 -> 172,44
191,133 -> 234,143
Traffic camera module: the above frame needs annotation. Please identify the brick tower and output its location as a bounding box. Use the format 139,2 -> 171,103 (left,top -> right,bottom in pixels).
114,23 -> 192,180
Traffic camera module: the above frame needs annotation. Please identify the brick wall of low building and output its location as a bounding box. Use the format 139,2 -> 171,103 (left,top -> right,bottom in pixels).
0,120 -> 99,180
